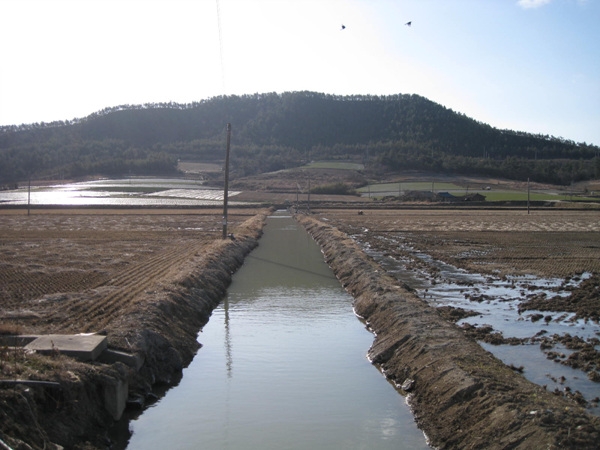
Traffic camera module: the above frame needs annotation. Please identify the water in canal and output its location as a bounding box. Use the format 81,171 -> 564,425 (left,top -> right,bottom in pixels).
125,212 -> 429,449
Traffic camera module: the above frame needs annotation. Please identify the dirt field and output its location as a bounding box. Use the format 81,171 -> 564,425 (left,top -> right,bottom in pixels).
0,209 -> 263,334
312,208 -> 600,278
311,208 -> 600,399
1,205 -> 599,449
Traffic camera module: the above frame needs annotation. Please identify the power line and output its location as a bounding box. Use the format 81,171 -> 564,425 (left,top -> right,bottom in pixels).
215,0 -> 226,94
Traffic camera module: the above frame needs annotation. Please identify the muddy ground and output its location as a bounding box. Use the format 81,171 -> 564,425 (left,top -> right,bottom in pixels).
309,208 -> 600,386
1,204 -> 600,449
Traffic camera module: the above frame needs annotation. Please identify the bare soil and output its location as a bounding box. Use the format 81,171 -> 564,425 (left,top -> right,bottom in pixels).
310,208 -> 600,278
0,209 -> 267,332
231,167 -> 367,193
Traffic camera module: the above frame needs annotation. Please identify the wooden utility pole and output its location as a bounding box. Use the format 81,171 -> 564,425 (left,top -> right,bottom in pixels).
222,123 -> 231,239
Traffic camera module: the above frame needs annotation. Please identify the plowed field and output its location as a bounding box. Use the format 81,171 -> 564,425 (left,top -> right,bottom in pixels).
0,209 -> 263,334
314,208 -> 600,278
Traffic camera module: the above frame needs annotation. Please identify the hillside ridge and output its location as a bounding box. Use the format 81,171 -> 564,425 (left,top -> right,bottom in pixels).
1,92 -> 598,185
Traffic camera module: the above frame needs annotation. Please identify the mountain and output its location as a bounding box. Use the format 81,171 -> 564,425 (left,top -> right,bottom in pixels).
1,91 -> 598,185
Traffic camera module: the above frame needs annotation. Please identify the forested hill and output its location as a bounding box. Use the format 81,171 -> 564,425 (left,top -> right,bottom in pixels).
1,91 -> 598,185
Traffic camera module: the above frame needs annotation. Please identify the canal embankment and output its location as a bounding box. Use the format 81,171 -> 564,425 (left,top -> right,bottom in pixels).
109,212 -> 268,387
297,214 -> 600,449
125,211 -> 430,449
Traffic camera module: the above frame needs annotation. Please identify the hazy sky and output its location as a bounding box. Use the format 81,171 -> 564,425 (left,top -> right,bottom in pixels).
1,0 -> 599,145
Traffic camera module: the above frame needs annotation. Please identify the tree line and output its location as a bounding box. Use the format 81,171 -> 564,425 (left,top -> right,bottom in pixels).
1,91 -> 598,184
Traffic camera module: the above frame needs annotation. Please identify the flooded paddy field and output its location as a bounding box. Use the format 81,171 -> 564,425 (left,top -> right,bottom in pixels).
312,208 -> 600,414
0,177 -> 245,207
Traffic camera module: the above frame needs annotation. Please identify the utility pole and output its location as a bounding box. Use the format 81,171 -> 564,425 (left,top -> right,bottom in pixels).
222,123 -> 231,239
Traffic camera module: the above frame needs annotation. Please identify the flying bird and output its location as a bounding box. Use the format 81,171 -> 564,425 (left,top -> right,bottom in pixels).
405,21 -> 412,26
341,24 -> 346,30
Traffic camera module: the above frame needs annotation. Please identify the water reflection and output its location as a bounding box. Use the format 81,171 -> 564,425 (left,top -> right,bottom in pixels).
125,213 -> 429,449
0,178 -> 246,207
224,296 -> 233,379
480,342 -> 600,415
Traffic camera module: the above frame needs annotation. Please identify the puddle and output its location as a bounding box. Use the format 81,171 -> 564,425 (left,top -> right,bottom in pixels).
355,235 -> 600,415
480,342 -> 600,415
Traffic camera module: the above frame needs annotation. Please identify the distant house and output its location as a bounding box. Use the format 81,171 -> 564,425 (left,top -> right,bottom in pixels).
460,193 -> 486,202
399,190 -> 486,202
437,192 -> 457,201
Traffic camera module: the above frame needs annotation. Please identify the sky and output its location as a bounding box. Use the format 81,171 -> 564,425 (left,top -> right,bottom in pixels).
1,0 -> 599,146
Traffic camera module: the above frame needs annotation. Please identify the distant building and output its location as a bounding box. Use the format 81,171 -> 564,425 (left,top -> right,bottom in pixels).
461,193 -> 486,202
437,192 -> 456,201
399,190 -> 486,202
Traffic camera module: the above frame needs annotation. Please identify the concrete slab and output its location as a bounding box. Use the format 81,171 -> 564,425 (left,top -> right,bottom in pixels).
97,348 -> 145,371
102,378 -> 129,420
24,334 -> 108,361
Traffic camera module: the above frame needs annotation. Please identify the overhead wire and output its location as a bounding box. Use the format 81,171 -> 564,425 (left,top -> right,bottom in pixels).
215,0 -> 226,94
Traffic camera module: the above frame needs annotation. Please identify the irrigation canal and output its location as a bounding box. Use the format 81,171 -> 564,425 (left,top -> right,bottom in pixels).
121,211 -> 429,449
